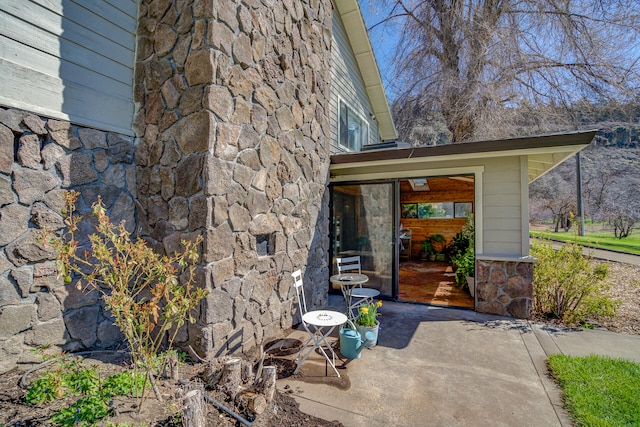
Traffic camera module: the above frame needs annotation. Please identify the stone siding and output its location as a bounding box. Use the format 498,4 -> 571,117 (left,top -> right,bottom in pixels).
134,0 -> 333,359
475,259 -> 534,319
0,107 -> 136,373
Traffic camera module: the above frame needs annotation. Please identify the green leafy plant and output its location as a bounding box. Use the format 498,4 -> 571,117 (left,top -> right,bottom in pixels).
50,396 -> 111,427
355,300 -> 382,327
450,215 -> 475,288
43,190 -> 209,410
451,247 -> 475,288
422,239 -> 435,255
531,239 -> 619,325
26,355 -> 88,404
26,354 -> 147,426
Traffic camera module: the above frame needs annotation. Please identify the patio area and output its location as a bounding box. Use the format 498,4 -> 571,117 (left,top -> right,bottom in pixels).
275,295 -> 640,426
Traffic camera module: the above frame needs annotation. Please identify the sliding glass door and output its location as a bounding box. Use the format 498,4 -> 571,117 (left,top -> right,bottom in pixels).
330,182 -> 395,297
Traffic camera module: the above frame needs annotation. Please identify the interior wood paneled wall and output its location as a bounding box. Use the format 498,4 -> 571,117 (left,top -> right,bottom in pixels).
400,177 -> 474,258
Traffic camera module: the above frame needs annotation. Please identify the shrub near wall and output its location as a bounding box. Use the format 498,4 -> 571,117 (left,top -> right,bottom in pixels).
531,239 -> 619,325
0,107 -> 136,373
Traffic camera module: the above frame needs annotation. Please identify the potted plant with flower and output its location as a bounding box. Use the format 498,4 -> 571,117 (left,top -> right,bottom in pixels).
355,300 -> 382,347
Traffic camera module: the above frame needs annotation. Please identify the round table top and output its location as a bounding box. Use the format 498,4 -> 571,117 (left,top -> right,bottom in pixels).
329,273 -> 369,286
303,310 -> 348,327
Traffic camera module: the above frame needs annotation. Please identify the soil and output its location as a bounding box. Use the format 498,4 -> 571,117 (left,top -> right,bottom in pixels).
1,259 -> 638,427
0,347 -> 344,427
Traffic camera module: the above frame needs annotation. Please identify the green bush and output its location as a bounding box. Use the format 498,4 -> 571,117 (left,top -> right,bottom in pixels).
531,239 -> 619,325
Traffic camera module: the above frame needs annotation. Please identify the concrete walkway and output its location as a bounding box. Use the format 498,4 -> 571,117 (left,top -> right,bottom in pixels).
543,239 -> 640,266
278,296 -> 640,427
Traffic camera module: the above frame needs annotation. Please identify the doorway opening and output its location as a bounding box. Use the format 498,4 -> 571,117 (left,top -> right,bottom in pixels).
398,176 -> 475,309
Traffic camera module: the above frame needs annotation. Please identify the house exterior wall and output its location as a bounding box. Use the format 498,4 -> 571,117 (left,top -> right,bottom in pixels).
329,10 -> 381,154
0,0 -> 137,135
0,108 -> 136,373
134,0 -> 333,359
479,156 -> 526,256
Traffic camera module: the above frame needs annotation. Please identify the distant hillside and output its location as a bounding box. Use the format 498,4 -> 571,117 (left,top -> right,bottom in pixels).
591,123 -> 640,148
530,122 -> 640,224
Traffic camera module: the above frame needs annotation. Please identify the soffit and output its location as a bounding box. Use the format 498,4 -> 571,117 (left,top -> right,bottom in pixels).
330,130 -> 596,182
333,0 -> 398,141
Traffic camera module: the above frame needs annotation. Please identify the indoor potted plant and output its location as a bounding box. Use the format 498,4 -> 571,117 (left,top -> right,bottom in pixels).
450,215 -> 475,296
355,300 -> 382,347
452,246 -> 475,295
429,234 -> 446,261
421,240 -> 435,261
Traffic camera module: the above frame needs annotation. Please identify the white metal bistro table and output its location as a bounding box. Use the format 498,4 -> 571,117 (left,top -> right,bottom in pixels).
295,310 -> 348,377
330,273 -> 370,320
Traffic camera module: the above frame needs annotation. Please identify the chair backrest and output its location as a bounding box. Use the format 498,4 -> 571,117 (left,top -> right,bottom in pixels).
336,256 -> 361,274
291,269 -> 307,314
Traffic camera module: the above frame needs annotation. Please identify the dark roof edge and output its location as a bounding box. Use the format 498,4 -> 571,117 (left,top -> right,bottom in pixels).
331,130 -> 598,165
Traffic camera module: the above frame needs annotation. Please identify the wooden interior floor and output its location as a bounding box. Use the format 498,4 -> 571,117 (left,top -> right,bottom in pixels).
398,261 -> 474,309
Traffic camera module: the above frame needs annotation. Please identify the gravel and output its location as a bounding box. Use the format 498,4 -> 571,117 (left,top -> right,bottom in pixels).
595,261 -> 640,335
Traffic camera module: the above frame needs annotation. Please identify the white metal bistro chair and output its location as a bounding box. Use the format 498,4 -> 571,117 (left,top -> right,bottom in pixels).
336,256 -> 380,320
292,269 -> 347,377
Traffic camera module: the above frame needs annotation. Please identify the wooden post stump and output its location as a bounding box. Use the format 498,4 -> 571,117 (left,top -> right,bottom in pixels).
169,353 -> 179,381
261,366 -> 277,403
239,391 -> 267,415
182,386 -> 205,427
221,357 -> 243,394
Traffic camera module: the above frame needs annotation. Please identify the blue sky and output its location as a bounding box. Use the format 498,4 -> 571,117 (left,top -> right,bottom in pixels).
358,1 -> 401,100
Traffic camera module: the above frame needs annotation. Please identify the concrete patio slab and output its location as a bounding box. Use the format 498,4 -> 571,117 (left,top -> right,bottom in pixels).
277,295 -> 640,427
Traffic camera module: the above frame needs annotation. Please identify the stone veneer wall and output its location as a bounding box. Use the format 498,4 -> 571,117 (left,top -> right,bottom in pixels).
475,259 -> 534,319
134,0 -> 333,359
0,107 -> 136,373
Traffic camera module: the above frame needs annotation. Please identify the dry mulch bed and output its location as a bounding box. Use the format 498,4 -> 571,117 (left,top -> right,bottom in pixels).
0,349 -> 343,427
594,261 -> 640,335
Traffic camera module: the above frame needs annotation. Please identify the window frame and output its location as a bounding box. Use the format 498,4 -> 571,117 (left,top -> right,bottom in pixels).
338,98 -> 369,152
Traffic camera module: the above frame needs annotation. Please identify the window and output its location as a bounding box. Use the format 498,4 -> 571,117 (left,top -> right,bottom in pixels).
339,101 -> 368,151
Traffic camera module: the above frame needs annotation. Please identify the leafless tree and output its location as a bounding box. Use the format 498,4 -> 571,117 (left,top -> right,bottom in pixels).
530,173 -> 576,232
371,0 -> 640,142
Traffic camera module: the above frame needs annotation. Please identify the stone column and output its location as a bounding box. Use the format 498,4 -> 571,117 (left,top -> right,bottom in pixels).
475,257 -> 535,318
135,0 -> 333,359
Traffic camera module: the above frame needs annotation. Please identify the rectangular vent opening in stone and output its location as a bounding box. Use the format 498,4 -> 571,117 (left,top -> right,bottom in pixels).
256,233 -> 274,256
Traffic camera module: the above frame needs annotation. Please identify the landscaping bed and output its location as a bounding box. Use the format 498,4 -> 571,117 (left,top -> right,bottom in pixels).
0,350 -> 343,427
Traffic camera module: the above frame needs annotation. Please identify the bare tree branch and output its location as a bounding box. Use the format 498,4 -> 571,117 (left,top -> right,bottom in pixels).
370,0 -> 640,142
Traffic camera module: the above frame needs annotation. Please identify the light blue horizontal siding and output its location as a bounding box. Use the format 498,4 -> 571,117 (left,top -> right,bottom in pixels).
330,9 -> 381,154
481,157 -> 524,254
0,0 -> 137,135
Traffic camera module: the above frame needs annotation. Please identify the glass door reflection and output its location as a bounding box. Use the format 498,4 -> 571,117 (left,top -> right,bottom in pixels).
331,182 -> 394,298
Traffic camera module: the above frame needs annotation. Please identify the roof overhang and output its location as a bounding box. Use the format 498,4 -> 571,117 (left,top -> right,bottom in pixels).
330,130 -> 596,182
333,0 -> 398,141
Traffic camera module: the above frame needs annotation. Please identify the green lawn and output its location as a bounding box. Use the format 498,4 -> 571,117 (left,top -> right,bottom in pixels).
530,229 -> 640,255
548,354 -> 640,426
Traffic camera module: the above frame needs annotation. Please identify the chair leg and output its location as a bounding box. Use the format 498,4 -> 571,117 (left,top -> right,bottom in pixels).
294,327 -> 341,377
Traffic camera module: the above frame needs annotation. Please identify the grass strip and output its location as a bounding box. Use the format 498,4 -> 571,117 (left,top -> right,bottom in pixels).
530,230 -> 640,255
548,354 -> 640,426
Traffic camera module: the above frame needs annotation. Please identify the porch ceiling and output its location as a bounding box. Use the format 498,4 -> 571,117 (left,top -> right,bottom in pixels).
330,130 -> 596,183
